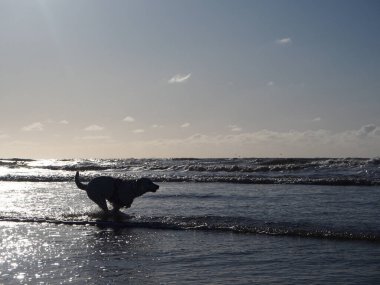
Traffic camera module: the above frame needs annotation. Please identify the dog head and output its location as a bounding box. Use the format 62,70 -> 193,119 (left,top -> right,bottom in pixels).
137,178 -> 159,193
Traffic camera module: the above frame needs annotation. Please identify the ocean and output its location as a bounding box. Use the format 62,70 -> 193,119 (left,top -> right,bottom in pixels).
0,158 -> 380,284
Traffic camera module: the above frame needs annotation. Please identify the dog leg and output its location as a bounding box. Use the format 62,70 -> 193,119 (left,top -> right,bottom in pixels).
111,203 -> 122,213
95,199 -> 109,213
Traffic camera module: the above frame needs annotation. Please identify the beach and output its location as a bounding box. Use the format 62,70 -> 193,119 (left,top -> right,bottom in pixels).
1,159 -> 380,284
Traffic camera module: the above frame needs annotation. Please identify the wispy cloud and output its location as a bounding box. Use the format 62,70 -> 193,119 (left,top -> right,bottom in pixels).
181,123 -> 191,128
228,125 -> 242,132
123,116 -> 135,123
0,132 -> 9,139
132,129 -> 145,133
276,37 -> 292,45
267,81 -> 275,86
59,120 -> 69,124
168,73 -> 191,84
22,122 -> 44,132
80,135 -> 111,140
84,125 -> 104,131
312,117 -> 321,122
152,124 -> 164,129
356,124 -> 377,138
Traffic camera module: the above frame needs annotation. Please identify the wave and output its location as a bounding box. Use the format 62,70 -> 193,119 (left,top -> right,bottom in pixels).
1,157 -> 379,186
0,215 -> 378,242
0,157 -> 376,172
0,173 -> 378,186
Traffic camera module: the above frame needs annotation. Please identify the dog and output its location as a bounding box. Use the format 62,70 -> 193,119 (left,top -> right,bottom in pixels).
75,171 -> 159,213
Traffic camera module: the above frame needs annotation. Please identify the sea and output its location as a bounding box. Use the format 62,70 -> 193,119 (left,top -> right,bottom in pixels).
0,157 -> 379,284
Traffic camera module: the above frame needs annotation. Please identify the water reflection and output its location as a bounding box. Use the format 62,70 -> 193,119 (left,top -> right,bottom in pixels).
81,227 -> 161,283
0,182 -> 92,221
0,221 -> 162,284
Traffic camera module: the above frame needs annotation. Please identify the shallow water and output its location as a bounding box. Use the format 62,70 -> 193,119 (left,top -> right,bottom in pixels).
1,180 -> 380,284
1,182 -> 379,240
1,223 -> 380,284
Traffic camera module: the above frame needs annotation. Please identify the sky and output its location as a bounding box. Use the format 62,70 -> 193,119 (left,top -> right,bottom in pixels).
0,0 -> 380,158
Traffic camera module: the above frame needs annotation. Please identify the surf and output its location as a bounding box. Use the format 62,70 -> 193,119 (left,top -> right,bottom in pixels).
1,214 -> 378,242
1,157 -> 379,186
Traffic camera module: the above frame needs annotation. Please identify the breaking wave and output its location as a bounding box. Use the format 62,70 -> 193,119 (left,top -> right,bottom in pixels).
0,157 -> 379,186
0,174 -> 378,186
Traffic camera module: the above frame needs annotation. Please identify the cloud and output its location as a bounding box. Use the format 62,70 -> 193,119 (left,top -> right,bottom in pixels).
0,132 -> 9,139
22,122 -> 44,132
79,135 -> 111,140
123,116 -> 135,123
152,124 -> 164,129
59,120 -> 69,124
84,125 -> 104,131
181,123 -> 191,128
132,129 -> 145,133
276,37 -> 292,45
267,81 -> 275,86
137,124 -> 380,157
312,117 -> 321,122
228,125 -> 242,132
168,73 -> 191,84
356,124 -> 377,138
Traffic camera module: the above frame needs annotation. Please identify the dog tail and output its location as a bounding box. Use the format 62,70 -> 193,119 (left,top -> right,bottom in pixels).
75,171 -> 88,191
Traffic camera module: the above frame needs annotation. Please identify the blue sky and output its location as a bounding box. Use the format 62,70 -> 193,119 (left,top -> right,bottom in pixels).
0,0 -> 379,158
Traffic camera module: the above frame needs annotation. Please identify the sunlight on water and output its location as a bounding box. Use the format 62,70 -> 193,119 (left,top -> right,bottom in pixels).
0,222 -> 165,284
0,182 -> 36,217
26,159 -> 78,168
0,165 -> 71,181
0,161 -> 379,283
0,179 -> 380,283
1,158 -> 379,185
0,182 -> 93,221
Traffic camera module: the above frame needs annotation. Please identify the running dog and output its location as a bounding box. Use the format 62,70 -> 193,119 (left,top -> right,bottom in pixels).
75,171 -> 159,213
